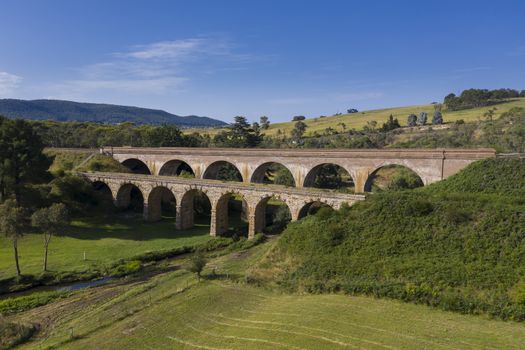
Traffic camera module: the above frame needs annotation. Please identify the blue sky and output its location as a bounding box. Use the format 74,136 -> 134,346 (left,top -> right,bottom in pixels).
0,0 -> 524,123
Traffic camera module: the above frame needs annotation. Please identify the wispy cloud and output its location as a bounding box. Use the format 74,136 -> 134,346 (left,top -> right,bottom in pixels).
453,66 -> 490,73
49,36 -> 252,97
0,71 -> 22,95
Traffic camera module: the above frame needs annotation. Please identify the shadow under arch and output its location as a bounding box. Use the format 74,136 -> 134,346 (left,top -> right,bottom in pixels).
178,189 -> 211,230
254,195 -> 292,235
215,191 -> 248,236
364,164 -> 424,192
116,183 -> 144,213
298,201 -> 334,219
158,160 -> 195,177
203,161 -> 243,182
251,162 -> 295,187
122,158 -> 151,175
303,163 -> 355,191
91,180 -> 115,208
147,186 -> 176,222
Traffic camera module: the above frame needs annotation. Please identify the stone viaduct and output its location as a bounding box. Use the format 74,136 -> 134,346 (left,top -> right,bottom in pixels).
101,147 -> 496,193
81,172 -> 365,238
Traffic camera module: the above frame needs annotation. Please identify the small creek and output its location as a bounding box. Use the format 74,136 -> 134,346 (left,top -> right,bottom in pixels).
0,277 -> 115,300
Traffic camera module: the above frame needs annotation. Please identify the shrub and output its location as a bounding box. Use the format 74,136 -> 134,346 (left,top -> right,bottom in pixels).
0,321 -> 36,349
187,252 -> 207,281
510,282 -> 525,304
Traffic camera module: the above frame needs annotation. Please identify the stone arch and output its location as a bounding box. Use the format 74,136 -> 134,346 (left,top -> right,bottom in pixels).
298,201 -> 334,219
213,191 -> 248,236
91,180 -> 114,202
203,161 -> 243,182
303,163 -> 356,190
116,183 -> 144,212
253,195 -> 292,236
250,162 -> 296,187
364,163 -> 425,192
122,158 -> 151,175
158,160 -> 195,177
146,186 -> 176,222
177,188 -> 212,231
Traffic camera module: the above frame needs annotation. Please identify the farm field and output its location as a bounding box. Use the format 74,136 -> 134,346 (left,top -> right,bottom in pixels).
0,214 -> 211,280
10,242 -> 525,350
186,98 -> 525,137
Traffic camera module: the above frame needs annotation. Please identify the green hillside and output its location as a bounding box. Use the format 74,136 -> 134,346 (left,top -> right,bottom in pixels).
187,98 -> 525,136
251,158 -> 525,320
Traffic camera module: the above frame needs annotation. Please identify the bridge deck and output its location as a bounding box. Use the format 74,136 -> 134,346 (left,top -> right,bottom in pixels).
101,147 -> 496,160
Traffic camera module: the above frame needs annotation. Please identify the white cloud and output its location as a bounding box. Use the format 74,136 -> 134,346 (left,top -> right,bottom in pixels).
0,71 -> 22,95
453,66 -> 490,73
50,36 -> 250,97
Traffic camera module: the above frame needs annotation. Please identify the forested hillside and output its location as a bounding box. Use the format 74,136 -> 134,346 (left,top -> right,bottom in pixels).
0,99 -> 227,127
251,158 -> 525,320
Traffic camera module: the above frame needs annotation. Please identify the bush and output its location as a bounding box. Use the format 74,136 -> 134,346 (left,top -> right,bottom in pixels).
510,282 -> 525,304
0,321 -> 36,349
109,260 -> 142,277
0,290 -> 70,315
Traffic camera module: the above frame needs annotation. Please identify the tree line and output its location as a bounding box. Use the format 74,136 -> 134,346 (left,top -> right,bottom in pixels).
444,88 -> 525,111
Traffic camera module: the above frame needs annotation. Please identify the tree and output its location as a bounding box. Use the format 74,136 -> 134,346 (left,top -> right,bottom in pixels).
444,93 -> 460,110
292,115 -> 306,121
520,90 -> 525,98
146,124 -> 185,147
0,199 -> 27,276
291,120 -> 307,143
381,115 -> 401,132
31,203 -> 70,271
251,122 -> 261,133
432,111 -> 443,125
407,114 -> 417,127
270,164 -> 295,186
417,112 -> 428,126
260,116 -> 270,130
0,118 -> 51,205
363,120 -> 378,132
484,107 -> 497,121
213,116 -> 262,148
187,251 -> 207,281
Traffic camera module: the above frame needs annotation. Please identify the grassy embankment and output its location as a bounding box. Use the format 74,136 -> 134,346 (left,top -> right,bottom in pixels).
4,241 -> 525,349
252,158 -> 525,320
186,97 -> 525,136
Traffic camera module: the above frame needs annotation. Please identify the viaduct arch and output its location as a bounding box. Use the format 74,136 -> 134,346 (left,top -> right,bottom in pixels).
83,172 -> 364,238
107,147 -> 496,193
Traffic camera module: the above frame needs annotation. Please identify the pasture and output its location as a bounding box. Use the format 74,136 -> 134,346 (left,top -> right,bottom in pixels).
186,98 -> 525,137
10,242 -> 525,350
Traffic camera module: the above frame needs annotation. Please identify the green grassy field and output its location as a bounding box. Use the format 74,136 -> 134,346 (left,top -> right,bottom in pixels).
186,98 -> 525,137
10,242 -> 525,349
0,214 -> 211,280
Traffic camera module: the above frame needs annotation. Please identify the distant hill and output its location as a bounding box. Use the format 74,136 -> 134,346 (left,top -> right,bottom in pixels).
0,99 -> 227,127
